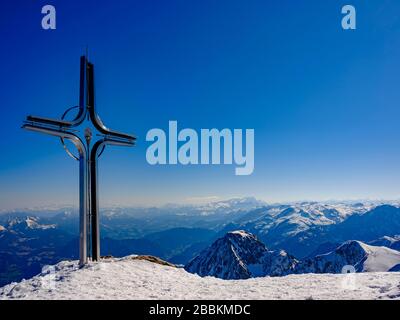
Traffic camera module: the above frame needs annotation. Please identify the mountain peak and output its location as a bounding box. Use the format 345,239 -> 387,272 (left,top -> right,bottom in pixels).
337,239 -> 366,251
25,216 -> 56,230
227,230 -> 254,238
185,231 -> 297,279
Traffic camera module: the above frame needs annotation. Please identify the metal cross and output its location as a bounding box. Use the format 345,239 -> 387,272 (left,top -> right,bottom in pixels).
22,56 -> 136,265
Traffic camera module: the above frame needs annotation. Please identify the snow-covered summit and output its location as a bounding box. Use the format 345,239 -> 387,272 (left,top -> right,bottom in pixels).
1,256 -> 400,300
228,230 -> 253,238
196,197 -> 267,215
3,216 -> 56,231
25,217 -> 56,230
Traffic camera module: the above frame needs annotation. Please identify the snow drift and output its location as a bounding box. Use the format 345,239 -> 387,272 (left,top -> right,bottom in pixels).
1,256 -> 400,300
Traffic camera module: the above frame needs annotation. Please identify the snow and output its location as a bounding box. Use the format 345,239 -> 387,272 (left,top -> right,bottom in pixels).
1,256 -> 399,300
380,236 -> 400,245
237,202 -> 376,242
25,217 -> 56,230
229,230 -> 252,238
196,197 -> 266,215
296,240 -> 400,274
356,241 -> 400,272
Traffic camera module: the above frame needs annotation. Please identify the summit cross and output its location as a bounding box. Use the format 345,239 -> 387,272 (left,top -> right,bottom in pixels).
22,56 -> 136,265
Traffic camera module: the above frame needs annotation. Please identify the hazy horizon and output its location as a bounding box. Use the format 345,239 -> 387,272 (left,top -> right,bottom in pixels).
1,1 -> 400,210
2,195 -> 400,212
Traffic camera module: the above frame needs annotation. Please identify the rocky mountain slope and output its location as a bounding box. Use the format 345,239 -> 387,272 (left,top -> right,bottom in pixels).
185,230 -> 297,279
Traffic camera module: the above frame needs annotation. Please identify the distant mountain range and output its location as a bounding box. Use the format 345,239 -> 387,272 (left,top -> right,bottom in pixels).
1,198 -> 400,286
218,203 -> 400,258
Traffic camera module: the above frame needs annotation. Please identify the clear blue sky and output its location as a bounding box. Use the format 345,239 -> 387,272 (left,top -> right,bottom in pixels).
1,0 -> 400,209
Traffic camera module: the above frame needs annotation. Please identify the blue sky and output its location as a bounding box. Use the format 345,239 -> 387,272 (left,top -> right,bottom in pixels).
1,0 -> 400,209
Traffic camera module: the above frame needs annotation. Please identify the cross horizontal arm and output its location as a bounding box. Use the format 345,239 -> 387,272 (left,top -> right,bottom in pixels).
90,113 -> 136,142
22,123 -> 86,154
99,127 -> 136,142
100,136 -> 135,148
26,104 -> 86,129
26,115 -> 75,129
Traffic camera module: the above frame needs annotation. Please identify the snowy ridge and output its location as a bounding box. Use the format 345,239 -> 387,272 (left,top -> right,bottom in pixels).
1,257 -> 400,300
235,202 -> 376,237
357,241 -> 400,272
296,240 -> 400,274
368,236 -> 400,251
195,197 -> 267,216
25,217 -> 56,230
4,216 -> 56,231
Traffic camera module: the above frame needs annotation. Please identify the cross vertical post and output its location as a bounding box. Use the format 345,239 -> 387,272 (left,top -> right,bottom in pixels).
79,148 -> 88,265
